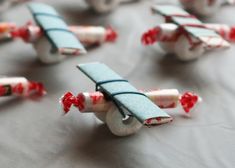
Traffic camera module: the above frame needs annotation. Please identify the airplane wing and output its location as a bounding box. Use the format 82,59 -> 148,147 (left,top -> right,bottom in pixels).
152,5 -> 230,49
77,62 -> 171,126
28,3 -> 86,55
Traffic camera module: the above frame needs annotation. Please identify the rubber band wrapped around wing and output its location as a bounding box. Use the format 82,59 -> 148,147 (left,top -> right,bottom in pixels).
77,62 -> 172,126
28,3 -> 86,55
151,5 -> 230,49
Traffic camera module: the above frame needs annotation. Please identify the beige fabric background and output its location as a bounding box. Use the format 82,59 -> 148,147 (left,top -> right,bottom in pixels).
0,0 -> 235,167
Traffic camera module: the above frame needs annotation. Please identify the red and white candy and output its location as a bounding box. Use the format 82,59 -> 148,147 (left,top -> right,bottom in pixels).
10,22 -> 118,45
69,26 -> 117,45
0,77 -> 46,97
60,89 -> 201,125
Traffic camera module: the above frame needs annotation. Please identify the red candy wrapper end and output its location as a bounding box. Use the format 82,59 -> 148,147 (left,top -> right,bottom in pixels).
229,26 -> 235,42
105,26 -> 118,42
141,27 -> 161,45
180,92 -> 201,113
10,21 -> 32,42
60,92 -> 85,114
27,81 -> 46,96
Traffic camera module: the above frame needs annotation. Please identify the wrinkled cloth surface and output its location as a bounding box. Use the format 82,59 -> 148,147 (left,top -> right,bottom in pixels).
0,0 -> 235,167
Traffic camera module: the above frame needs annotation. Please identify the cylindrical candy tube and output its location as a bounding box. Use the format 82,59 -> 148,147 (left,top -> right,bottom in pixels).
11,24 -> 117,45
69,26 -> 117,45
61,89 -> 200,114
0,77 -> 46,97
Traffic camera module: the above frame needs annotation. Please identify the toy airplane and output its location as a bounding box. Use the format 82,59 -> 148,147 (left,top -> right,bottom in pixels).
86,0 -> 138,13
0,0 -> 31,13
180,0 -> 235,16
7,3 -> 117,63
60,63 -> 201,136
141,5 -> 235,61
7,3 -> 87,64
0,77 -> 46,97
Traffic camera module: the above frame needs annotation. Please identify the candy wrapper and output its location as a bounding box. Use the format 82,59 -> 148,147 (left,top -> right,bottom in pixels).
11,23 -> 118,45
180,0 -> 235,16
69,26 -> 117,45
61,89 -> 201,125
0,77 -> 46,97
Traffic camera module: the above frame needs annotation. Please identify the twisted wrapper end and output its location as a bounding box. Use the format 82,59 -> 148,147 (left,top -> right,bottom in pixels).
105,26 -> 118,42
229,26 -> 235,42
180,92 -> 202,113
27,81 -> 46,96
141,27 -> 161,45
10,21 -> 33,42
60,92 -> 85,114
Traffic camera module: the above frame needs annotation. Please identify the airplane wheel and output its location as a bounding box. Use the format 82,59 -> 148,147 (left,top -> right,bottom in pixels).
34,36 -> 65,64
86,0 -> 120,13
174,35 -> 205,61
191,0 -> 221,16
94,112 -> 107,123
159,42 -> 175,53
106,106 -> 142,136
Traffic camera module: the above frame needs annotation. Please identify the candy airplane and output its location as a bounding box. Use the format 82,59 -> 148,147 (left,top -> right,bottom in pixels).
86,0 -> 138,13
60,63 -> 201,136
141,5 -> 235,61
8,3 -> 87,64
180,0 -> 235,16
0,77 -> 46,97
8,3 -> 117,63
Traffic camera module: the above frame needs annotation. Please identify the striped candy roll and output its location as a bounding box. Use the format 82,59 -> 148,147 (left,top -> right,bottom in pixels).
0,77 -> 46,97
61,89 -> 200,114
141,24 -> 178,45
11,24 -> 117,45
69,26 -> 117,45
204,24 -> 235,42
